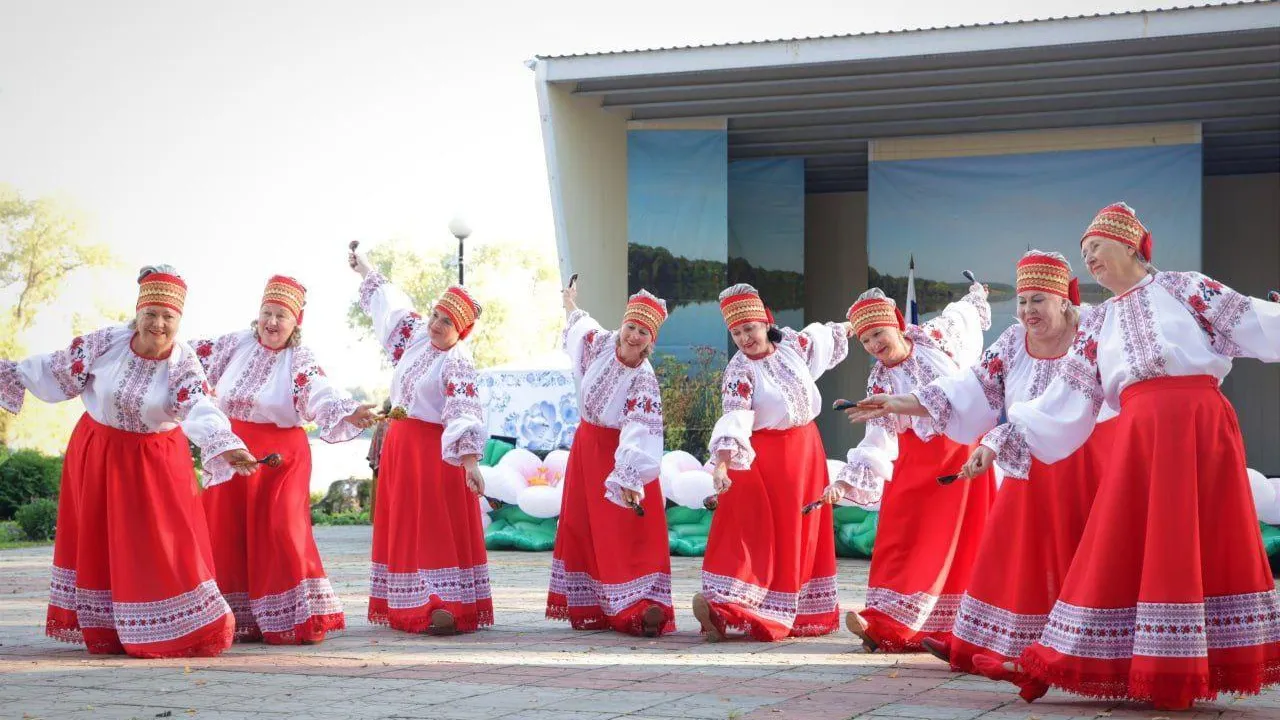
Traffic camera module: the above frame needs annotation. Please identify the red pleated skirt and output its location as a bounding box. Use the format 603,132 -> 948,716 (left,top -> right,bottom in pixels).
858,429 -> 995,652
45,414 -> 234,658
201,420 -> 344,645
546,421 -> 675,636
1021,376 -> 1280,708
701,422 -> 840,641
946,419 -> 1114,673
368,417 -> 493,633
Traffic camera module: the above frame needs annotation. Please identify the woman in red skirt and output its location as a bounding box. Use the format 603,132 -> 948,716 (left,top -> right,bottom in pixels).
693,284 -> 853,642
837,282 -> 995,653
349,245 -> 491,635
0,266 -> 257,658
193,275 -> 377,644
850,252 -> 1113,682
970,203 -> 1280,709
547,281 -> 674,637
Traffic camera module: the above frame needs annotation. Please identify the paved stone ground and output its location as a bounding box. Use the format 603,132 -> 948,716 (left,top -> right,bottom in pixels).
1,526 -> 1277,720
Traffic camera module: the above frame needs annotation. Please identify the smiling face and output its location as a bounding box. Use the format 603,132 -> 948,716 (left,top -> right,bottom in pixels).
134,306 -> 181,355
729,321 -> 770,356
1016,291 -> 1071,339
1081,235 -> 1143,294
428,308 -> 461,348
616,321 -> 653,365
257,303 -> 297,350
858,325 -> 908,365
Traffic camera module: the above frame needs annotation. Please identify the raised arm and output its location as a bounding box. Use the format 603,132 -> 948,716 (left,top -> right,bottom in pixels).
0,325 -> 121,414
1156,271 -> 1280,362
921,282 -> 991,368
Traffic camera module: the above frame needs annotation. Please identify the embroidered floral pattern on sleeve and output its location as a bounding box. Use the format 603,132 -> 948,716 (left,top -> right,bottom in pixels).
721,355 -> 754,414
1157,271 -> 1252,358
441,353 -> 485,460
1057,306 -> 1107,413
197,332 -> 242,386
291,346 -> 359,436
982,423 -> 1031,479
607,371 -> 663,498
834,461 -> 885,508
168,349 -> 215,422
0,360 -> 24,414
975,332 -> 1014,411
358,271 -> 387,314
915,383 -> 953,433
50,326 -> 116,400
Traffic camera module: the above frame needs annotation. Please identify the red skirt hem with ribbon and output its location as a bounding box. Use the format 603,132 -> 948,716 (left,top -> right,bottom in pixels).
203,420 -> 345,646
44,413 -> 234,658
945,419 -> 1114,673
858,429 -> 995,653
701,423 -> 840,642
546,421 -> 675,636
1020,376 -> 1280,709
368,418 -> 493,634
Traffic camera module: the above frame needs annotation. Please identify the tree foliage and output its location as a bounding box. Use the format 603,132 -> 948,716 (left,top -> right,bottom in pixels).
0,185 -> 114,443
347,237 -> 563,369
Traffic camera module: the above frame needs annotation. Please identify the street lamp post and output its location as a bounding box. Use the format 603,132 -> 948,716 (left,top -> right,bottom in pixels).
448,216 -> 471,286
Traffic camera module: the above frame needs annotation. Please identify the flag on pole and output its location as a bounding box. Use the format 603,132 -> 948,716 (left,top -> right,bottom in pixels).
905,254 -> 919,325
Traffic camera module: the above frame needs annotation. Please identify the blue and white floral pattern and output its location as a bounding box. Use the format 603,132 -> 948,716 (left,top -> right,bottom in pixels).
477,368 -> 578,452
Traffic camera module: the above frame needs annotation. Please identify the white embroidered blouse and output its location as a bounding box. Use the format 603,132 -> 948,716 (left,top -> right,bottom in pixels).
708,322 -> 851,470
358,271 -> 486,464
562,309 -> 664,506
984,271 -> 1280,479
912,315 -> 1118,470
835,285 -> 992,506
192,330 -> 362,475
0,325 -> 246,481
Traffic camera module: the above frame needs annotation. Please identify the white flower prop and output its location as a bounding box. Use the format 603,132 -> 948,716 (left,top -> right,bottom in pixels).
1248,468 -> 1280,526
493,448 -> 569,520
480,465 -> 525,505
660,451 -> 703,500
672,469 -> 716,510
477,496 -> 493,528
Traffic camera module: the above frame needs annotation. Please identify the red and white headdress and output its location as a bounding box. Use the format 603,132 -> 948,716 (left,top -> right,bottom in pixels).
1016,251 -> 1080,306
718,284 -> 773,330
435,285 -> 482,340
623,289 -> 668,338
846,288 -> 904,338
136,267 -> 187,314
262,275 -> 307,324
1081,201 -> 1152,262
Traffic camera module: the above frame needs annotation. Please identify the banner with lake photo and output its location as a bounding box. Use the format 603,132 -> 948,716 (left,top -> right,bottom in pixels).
868,143 -> 1203,347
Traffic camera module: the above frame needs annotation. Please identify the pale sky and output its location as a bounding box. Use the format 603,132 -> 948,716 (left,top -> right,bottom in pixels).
0,0 -> 1221,387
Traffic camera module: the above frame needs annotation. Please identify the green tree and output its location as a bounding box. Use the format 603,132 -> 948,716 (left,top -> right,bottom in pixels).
347,237 -> 563,369
0,185 -> 114,443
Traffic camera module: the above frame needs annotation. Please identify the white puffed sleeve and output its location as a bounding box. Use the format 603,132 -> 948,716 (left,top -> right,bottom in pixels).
786,322 -> 850,380
914,338 -> 1009,445
603,369 -> 664,507
291,346 -> 362,444
0,325 -> 121,414
358,271 -> 427,366
920,283 -> 991,369
708,354 -> 756,470
986,307 -> 1107,479
170,345 -> 247,488
1158,271 -> 1280,362
833,368 -> 899,507
439,352 -> 487,465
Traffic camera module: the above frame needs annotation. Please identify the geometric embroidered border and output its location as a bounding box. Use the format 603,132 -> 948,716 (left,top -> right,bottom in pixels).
549,559 -> 672,616
701,571 -> 839,629
369,562 -> 492,609
223,591 -> 257,634
1040,590 -> 1280,660
48,569 -> 232,646
249,577 -> 344,634
865,587 -> 962,633
951,594 -> 1049,658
